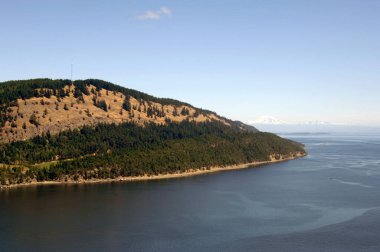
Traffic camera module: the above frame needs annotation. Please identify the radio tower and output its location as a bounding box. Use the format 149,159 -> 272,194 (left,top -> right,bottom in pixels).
71,63 -> 74,85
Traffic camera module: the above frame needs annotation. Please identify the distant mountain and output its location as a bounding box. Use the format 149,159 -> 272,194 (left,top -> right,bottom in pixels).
0,79 -> 305,187
248,116 -> 333,126
301,120 -> 332,126
247,116 -> 380,134
247,116 -> 338,133
248,115 -> 289,125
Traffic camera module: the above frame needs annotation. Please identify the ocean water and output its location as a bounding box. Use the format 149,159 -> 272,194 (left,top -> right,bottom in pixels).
1,133 -> 380,251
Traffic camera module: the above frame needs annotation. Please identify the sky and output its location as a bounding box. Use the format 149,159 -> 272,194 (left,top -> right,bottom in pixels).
1,0 -> 379,126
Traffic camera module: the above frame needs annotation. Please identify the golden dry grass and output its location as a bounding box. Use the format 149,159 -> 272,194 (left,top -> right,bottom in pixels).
1,85 -> 228,142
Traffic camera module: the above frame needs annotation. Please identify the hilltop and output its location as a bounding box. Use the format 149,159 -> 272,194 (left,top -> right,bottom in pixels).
0,79 -> 305,187
0,79 -> 254,143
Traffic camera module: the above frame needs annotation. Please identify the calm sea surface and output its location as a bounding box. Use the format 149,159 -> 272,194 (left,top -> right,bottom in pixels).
1,133 -> 380,251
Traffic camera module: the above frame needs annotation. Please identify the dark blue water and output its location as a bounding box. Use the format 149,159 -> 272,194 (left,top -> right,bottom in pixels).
1,133 -> 380,251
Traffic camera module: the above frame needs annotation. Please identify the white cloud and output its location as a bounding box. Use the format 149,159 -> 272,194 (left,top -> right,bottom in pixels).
136,7 -> 172,20
159,7 -> 171,16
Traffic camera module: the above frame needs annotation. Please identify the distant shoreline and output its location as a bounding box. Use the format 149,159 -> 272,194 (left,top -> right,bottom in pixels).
0,152 -> 306,189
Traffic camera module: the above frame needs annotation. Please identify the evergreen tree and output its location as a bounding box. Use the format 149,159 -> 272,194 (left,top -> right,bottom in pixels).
147,107 -> 153,117
181,107 -> 189,116
29,113 -> 39,127
97,100 -> 108,112
172,108 -> 178,117
122,96 -> 131,112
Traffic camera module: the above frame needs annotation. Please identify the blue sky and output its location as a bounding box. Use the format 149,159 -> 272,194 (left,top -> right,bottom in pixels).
1,0 -> 379,125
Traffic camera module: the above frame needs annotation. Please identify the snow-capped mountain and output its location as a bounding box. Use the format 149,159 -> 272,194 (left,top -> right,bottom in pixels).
246,116 -> 380,134
246,116 -> 353,133
248,116 -> 332,126
248,115 -> 289,125
302,120 -> 332,125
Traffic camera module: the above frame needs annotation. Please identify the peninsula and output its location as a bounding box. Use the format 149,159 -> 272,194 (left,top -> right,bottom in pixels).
0,79 -> 306,187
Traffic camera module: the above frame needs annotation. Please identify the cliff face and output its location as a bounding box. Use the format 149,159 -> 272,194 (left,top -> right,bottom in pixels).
0,79 -> 255,143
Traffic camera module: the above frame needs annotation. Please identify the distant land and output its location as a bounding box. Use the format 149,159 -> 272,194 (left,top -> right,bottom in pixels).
0,79 -> 305,187
248,115 -> 380,135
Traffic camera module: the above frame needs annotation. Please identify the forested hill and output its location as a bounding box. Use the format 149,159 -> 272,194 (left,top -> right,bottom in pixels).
0,79 -> 305,187
0,79 -> 256,143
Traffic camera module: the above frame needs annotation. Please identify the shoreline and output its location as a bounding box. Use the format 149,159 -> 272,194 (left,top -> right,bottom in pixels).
0,152 -> 306,190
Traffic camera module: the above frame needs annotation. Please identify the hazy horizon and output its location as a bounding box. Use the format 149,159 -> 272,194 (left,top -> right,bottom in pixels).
1,0 -> 379,126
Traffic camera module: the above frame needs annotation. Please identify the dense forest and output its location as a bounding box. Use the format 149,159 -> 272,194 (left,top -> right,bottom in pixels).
0,121 -> 305,186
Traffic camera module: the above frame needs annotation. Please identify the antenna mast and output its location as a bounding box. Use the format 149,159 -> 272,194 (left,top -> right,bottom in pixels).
71,64 -> 73,85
